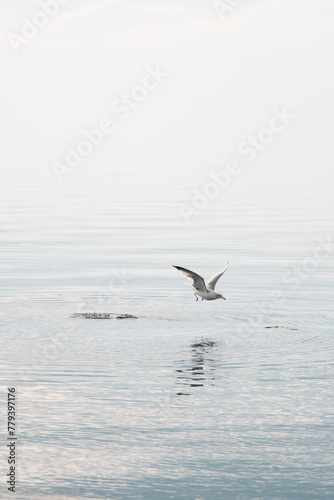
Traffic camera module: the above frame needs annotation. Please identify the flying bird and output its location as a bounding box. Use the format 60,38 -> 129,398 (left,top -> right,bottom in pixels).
173,262 -> 229,301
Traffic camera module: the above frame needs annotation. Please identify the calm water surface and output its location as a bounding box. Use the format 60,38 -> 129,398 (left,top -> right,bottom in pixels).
0,176 -> 333,499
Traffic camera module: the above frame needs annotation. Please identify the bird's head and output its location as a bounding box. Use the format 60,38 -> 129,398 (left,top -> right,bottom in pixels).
218,294 -> 226,300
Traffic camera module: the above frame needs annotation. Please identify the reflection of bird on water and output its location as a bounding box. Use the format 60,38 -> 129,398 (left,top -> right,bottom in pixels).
174,339 -> 217,396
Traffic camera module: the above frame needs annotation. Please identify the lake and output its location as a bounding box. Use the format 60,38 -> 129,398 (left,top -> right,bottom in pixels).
0,173 -> 333,500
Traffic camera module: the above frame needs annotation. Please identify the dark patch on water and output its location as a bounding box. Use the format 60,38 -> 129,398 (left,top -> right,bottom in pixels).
265,325 -> 298,330
71,312 -> 138,319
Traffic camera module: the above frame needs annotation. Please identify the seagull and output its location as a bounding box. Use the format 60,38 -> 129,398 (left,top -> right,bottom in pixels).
173,262 -> 229,301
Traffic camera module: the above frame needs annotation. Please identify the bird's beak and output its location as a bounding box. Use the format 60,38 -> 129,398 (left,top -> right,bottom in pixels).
221,296 -> 226,300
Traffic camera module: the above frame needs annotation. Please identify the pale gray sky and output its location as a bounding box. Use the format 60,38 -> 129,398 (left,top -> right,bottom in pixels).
1,0 -> 333,193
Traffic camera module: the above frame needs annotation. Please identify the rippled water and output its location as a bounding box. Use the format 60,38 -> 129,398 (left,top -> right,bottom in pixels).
0,176 -> 333,500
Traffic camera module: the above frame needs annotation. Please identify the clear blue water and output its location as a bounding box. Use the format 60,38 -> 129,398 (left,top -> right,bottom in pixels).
0,175 -> 333,500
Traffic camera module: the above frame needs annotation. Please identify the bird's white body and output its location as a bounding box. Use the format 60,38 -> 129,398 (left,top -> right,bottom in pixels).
173,262 -> 229,301
191,288 -> 222,301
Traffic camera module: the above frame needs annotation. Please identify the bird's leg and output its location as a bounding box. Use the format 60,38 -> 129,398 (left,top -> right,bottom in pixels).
194,293 -> 198,301
201,298 -> 204,301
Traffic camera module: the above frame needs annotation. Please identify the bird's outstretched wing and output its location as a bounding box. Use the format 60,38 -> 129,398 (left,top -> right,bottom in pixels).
173,265 -> 207,294
206,261 -> 229,291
